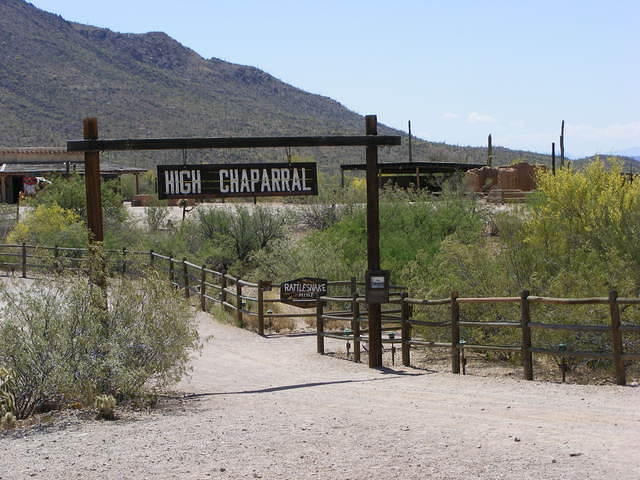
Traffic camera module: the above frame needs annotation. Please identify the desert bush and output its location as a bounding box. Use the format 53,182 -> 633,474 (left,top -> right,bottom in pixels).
7,204 -> 87,247
0,272 -> 199,419
27,174 -> 127,227
197,206 -> 286,264
403,160 -> 640,357
145,204 -> 170,231
297,203 -> 342,230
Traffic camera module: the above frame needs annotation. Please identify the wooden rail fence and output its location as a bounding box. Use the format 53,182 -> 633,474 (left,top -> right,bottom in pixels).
317,290 -> 640,385
1,244 -> 638,385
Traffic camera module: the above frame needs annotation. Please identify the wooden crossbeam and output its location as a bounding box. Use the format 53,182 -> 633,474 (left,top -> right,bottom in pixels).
67,135 -> 402,152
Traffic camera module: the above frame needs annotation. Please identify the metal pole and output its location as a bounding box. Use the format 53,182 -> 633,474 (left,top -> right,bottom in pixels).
365,115 -> 383,368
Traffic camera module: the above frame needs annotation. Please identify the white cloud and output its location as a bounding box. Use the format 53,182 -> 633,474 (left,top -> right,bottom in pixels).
568,121 -> 640,141
467,112 -> 495,124
442,112 -> 460,120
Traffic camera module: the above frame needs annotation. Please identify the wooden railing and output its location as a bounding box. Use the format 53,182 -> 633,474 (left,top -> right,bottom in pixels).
1,244 -> 638,385
0,243 -> 150,277
316,290 -> 640,386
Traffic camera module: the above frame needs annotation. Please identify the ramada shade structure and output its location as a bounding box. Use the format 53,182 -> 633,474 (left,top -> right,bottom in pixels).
0,147 -> 146,203
340,161 -> 486,190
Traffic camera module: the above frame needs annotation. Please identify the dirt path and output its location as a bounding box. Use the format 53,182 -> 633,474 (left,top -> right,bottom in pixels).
1,312 -> 639,479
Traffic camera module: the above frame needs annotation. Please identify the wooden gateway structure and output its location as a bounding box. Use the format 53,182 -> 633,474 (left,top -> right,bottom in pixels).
0,147 -> 147,203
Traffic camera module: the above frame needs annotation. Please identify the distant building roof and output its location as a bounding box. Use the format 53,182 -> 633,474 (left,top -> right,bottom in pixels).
341,161 -> 486,174
0,147 -> 81,158
0,147 -> 146,176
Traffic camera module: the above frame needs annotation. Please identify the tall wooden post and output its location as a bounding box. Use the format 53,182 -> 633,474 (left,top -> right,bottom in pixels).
451,292 -> 460,374
552,142 -> 556,175
183,258 -> 190,299
520,290 -> 533,380
401,293 -> 411,367
221,271 -> 228,309
83,118 -> 104,243
257,280 -> 265,336
365,115 -> 383,368
608,290 -> 626,385
350,277 -> 361,363
21,242 -> 27,278
121,247 -> 127,275
316,299 -> 325,354
236,279 -> 243,327
200,265 -> 207,311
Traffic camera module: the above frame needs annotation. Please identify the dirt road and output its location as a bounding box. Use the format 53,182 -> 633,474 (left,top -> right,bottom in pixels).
1,312 -> 639,479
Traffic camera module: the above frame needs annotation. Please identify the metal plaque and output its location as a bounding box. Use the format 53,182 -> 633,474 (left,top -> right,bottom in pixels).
365,269 -> 391,304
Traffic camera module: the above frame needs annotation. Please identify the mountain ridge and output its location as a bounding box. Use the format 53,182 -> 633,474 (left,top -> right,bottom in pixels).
1,0 -> 552,171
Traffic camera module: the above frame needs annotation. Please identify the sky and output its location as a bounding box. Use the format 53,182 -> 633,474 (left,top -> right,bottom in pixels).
29,0 -> 640,158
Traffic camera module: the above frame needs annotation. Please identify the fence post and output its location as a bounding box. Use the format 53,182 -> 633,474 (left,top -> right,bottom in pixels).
451,291 -> 460,374
54,244 -> 60,274
221,270 -> 228,310
317,299 -> 325,354
257,280 -> 265,336
401,292 -> 411,367
149,249 -> 154,267
121,247 -> 127,275
200,265 -> 207,311
21,242 -> 27,278
520,290 -> 534,381
236,279 -> 243,327
351,277 -> 360,363
183,258 -> 190,299
608,290 -> 626,386
168,255 -> 174,284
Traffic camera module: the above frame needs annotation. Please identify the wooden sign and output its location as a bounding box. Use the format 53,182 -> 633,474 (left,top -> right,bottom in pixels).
157,162 -> 318,199
280,277 -> 328,308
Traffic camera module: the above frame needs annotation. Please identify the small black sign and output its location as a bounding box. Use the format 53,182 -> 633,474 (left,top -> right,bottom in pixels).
157,162 -> 318,199
280,277 -> 328,308
365,269 -> 391,304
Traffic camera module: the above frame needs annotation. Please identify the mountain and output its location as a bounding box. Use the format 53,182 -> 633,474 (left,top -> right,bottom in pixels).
0,0 -> 551,172
572,154 -> 640,172
611,147 -> 640,161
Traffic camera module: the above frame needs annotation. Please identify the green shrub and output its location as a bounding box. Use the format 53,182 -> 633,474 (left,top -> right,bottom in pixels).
0,272 -> 199,419
7,204 -> 87,247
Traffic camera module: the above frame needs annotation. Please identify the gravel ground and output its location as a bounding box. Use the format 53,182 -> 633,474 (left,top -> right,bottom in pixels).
1,312 -> 639,480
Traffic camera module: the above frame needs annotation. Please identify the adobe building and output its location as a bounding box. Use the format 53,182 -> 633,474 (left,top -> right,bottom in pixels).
0,147 -> 147,203
464,162 -> 544,202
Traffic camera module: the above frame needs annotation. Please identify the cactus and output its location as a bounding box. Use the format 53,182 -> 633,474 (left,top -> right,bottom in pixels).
94,394 -> 117,420
1,412 -> 16,429
0,367 -> 16,418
